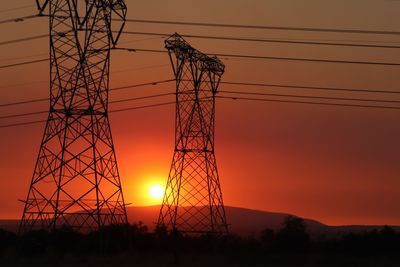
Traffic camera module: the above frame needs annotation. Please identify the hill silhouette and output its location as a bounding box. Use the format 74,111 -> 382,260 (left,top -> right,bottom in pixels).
126,205 -> 327,236
1,206 -> 399,237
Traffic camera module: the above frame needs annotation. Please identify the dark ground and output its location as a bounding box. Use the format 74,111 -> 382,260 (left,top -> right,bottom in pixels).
1,216 -> 399,266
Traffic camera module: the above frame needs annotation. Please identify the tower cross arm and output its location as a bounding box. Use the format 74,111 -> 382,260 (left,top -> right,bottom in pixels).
104,0 -> 128,46
165,33 -> 225,75
35,0 -> 50,15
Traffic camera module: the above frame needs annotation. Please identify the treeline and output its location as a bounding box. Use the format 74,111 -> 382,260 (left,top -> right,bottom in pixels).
0,216 -> 399,265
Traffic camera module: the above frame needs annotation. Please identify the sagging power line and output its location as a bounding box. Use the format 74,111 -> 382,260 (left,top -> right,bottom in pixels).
1,77 -> 399,113
124,18 -> 400,36
3,11 -> 400,36
3,31 -> 400,50
2,92 -> 400,130
121,31 -> 400,49
3,50 -> 400,71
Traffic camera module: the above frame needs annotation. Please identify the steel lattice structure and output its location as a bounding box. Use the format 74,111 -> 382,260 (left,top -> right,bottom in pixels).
158,33 -> 228,235
20,0 -> 128,233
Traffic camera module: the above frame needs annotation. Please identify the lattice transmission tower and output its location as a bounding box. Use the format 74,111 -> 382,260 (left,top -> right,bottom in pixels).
20,0 -> 128,233
158,33 -> 228,235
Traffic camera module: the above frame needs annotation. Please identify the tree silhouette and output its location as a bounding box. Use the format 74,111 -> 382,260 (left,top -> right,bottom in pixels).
275,215 -> 310,252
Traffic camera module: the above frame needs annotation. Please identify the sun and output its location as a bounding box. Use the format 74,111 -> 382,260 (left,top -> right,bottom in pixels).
149,184 -> 164,200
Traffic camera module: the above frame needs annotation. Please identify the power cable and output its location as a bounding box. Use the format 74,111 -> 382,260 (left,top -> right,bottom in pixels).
110,101 -> 175,113
0,119 -> 47,128
0,53 -> 48,64
0,110 -> 47,120
3,31 -> 400,50
2,79 -> 399,109
0,34 -> 47,46
0,14 -> 39,25
0,97 -> 47,108
0,79 -> 175,110
2,94 -> 399,129
3,47 -> 400,70
0,92 -> 173,120
109,79 -> 174,92
219,90 -> 400,104
217,95 -> 400,110
123,18 -> 400,36
0,58 -> 48,69
2,88 -> 399,121
219,81 -> 400,95
9,13 -> 399,36
0,101 -> 177,129
118,47 -> 400,66
122,31 -> 400,49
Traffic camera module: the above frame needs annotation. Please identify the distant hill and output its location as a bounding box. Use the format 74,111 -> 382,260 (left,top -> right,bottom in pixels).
126,205 -> 327,236
224,206 -> 327,237
2,206 -> 399,238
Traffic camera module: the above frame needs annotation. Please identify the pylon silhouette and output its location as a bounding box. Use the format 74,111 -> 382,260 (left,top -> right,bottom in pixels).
20,0 -> 128,233
158,33 -> 228,235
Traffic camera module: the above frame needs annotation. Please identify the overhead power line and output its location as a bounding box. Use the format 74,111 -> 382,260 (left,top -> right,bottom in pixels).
110,101 -> 175,113
0,91 -> 174,120
2,93 -> 399,129
0,119 -> 47,128
2,79 -> 399,109
0,79 -> 175,108
0,14 -> 39,25
0,110 -> 47,120
119,47 -> 400,66
219,81 -> 400,95
6,14 -> 399,36
4,31 -> 400,50
219,90 -> 400,104
0,34 -> 47,46
0,97 -> 47,108
122,31 -> 400,49
0,93 -> 174,120
0,58 -> 48,69
0,67 -> 171,90
110,79 -> 174,92
3,48 -> 400,70
216,53 -> 400,66
124,18 -> 400,36
0,100 -> 177,129
2,87 -> 399,121
0,53 -> 48,63
216,95 -> 400,110
28,14 -> 400,36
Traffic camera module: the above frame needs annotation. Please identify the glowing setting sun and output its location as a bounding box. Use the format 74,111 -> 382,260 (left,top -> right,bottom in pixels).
125,171 -> 167,206
149,184 -> 164,200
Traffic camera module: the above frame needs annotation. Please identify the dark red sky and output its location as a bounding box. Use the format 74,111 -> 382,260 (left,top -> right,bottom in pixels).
0,0 -> 399,225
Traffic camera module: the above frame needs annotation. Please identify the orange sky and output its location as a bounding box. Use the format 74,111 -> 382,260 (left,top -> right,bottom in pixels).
0,0 -> 399,226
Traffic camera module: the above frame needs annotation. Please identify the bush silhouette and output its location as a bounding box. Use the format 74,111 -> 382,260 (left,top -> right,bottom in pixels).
0,228 -> 16,253
17,229 -> 50,256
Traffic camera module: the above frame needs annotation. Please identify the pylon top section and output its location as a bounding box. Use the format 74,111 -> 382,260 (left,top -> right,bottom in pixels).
35,0 -> 127,46
165,33 -> 225,76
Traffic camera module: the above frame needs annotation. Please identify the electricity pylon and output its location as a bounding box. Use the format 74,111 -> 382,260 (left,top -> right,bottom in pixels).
158,33 -> 228,235
20,0 -> 128,233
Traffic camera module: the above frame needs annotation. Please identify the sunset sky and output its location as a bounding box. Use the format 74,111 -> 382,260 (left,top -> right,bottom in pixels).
0,0 -> 399,226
